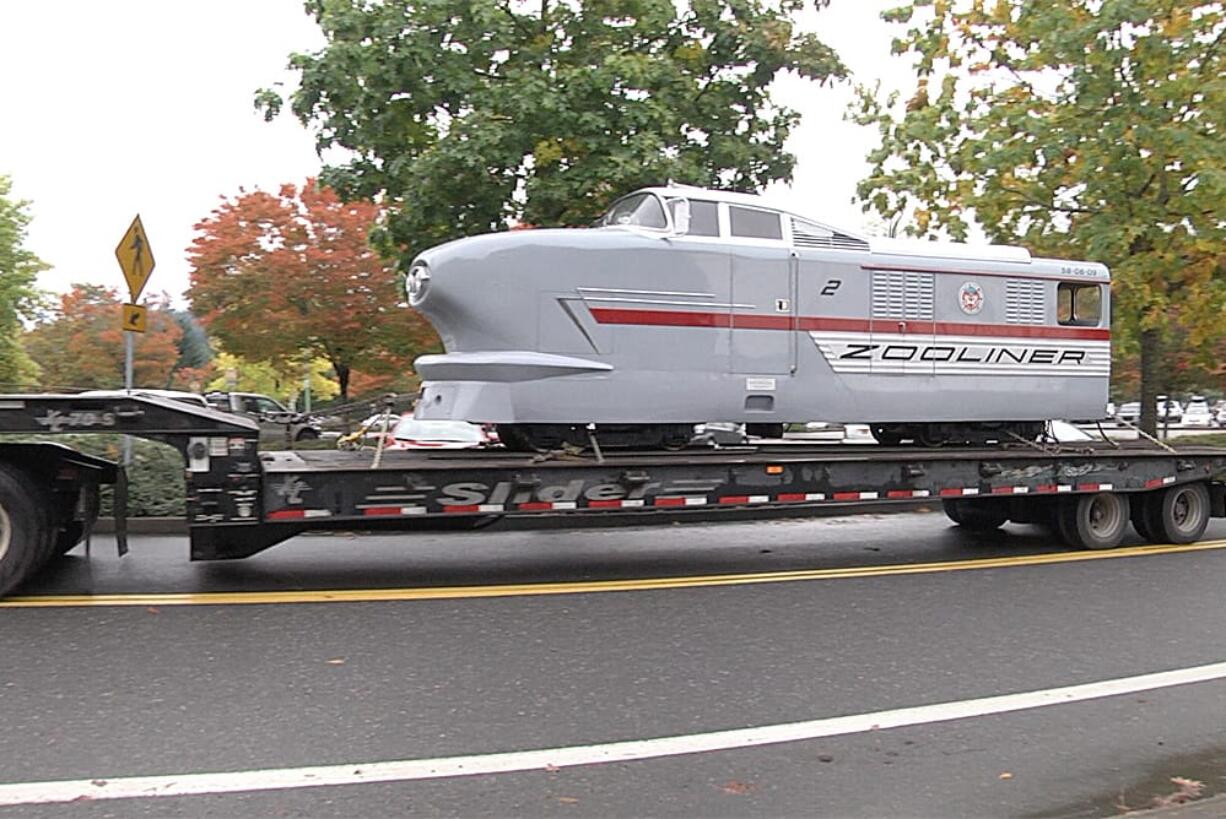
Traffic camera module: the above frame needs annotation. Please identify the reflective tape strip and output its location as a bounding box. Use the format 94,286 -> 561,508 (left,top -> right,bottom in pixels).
718,495 -> 771,505
654,496 -> 707,508
887,490 -> 931,499
776,493 -> 825,503
267,509 -> 332,520
1077,483 -> 1113,492
1145,476 -> 1177,489
991,486 -> 1030,495
362,506 -> 426,517
939,487 -> 979,497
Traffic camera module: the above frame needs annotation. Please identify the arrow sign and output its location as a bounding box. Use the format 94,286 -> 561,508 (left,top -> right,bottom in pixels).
122,304 -> 147,334
115,215 -> 155,302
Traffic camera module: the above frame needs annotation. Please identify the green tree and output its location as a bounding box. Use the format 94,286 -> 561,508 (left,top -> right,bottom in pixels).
257,0 -> 846,262
850,0 -> 1226,433
0,174 -> 47,387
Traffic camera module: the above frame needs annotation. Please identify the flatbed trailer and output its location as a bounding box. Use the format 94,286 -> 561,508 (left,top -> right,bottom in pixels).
0,392 -> 1224,597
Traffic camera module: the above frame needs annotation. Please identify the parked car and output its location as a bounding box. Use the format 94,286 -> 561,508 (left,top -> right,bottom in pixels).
1183,396 -> 1214,428
205,391 -> 323,442
1156,395 -> 1183,423
1115,402 -> 1141,424
691,422 -> 749,447
384,418 -> 493,450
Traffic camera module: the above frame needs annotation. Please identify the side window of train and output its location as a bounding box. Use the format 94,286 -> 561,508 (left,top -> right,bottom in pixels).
729,206 -> 783,240
604,194 -> 668,229
686,200 -> 720,237
1057,283 -> 1102,326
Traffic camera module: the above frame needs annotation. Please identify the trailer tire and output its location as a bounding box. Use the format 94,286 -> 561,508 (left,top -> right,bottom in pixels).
1057,492 -> 1128,550
1130,495 -> 1156,542
1144,483 -> 1210,545
0,464 -> 55,597
943,499 -> 1008,531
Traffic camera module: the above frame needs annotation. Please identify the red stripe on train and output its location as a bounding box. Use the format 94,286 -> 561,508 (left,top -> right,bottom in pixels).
588,308 -> 1109,341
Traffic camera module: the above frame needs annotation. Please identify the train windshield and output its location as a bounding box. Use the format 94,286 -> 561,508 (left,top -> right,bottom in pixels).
598,194 -> 668,229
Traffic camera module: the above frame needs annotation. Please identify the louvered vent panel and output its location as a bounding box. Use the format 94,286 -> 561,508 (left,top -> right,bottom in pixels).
791,218 -> 870,252
872,272 -> 934,320
1005,279 -> 1046,324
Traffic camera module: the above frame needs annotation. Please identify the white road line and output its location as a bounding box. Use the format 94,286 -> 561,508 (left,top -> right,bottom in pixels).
4,660 -> 1226,806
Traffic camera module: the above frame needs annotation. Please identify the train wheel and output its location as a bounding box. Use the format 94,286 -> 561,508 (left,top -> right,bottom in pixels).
1057,492 -> 1128,550
871,426 -> 903,446
1142,483 -> 1210,544
0,464 -> 55,597
943,499 -> 1008,531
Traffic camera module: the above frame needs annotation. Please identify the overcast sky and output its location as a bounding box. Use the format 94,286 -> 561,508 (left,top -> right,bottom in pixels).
0,0 -> 912,305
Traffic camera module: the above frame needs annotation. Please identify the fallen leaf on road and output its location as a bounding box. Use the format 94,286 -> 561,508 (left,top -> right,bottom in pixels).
325,658 -> 346,666
999,772 -> 1013,780
557,797 -> 579,804
720,780 -> 754,795
544,763 -> 560,773
146,607 -> 159,614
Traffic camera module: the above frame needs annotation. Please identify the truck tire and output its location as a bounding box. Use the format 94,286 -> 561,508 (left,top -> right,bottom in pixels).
1141,483 -> 1210,545
1130,495 -> 1156,542
1057,492 -> 1128,550
943,498 -> 1008,531
0,464 -> 55,597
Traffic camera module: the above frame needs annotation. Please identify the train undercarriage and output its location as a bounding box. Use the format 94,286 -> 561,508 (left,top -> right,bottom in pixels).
495,421 -> 1049,452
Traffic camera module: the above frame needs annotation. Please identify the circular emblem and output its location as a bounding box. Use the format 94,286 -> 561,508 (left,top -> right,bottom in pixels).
958,282 -> 984,315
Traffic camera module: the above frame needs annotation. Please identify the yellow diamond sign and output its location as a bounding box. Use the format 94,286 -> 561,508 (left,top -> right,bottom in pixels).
115,215 -> 155,302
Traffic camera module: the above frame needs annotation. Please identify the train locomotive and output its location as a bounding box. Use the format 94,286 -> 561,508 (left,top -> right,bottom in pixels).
407,186 -> 1111,450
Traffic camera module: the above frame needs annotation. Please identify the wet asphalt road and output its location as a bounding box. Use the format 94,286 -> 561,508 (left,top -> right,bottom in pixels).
3,511 -> 1226,817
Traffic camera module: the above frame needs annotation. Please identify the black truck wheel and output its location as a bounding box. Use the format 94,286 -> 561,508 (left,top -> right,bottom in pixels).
0,464 -> 55,597
1142,483 -> 1210,545
942,498 -> 1009,531
1057,492 -> 1128,550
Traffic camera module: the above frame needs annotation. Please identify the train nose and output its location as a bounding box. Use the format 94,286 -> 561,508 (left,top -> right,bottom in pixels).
406,261 -> 431,306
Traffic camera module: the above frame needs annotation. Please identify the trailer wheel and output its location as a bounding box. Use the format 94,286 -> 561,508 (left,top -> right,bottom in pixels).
1130,496 -> 1156,542
1141,483 -> 1210,545
0,464 -> 54,597
1057,492 -> 1128,550
943,499 -> 1008,531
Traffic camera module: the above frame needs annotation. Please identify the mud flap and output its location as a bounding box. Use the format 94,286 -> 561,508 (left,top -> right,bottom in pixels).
114,466 -> 129,557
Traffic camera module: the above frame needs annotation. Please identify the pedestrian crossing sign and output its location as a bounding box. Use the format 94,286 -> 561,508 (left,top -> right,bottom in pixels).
115,215 -> 155,302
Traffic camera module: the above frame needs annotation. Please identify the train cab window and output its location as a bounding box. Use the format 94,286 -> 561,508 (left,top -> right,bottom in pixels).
1057,283 -> 1102,326
729,206 -> 783,240
683,199 -> 720,237
601,194 -> 668,230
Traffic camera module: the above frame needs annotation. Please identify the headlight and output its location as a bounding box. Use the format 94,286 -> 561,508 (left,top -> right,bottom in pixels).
406,262 -> 430,305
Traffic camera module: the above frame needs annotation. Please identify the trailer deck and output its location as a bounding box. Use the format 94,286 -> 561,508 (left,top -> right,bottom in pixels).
0,392 -> 1223,596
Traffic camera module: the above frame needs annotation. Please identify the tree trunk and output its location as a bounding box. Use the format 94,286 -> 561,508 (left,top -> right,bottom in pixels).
1138,328 -> 1160,436
335,362 -> 350,404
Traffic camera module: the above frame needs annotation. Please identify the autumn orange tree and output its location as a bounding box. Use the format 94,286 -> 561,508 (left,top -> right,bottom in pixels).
24,285 -> 183,389
187,179 -> 438,401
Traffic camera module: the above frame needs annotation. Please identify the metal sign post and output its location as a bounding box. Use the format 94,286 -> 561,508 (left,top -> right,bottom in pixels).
115,216 -> 155,465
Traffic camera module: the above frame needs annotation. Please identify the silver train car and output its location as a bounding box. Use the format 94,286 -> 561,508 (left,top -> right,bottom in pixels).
407,186 -> 1110,449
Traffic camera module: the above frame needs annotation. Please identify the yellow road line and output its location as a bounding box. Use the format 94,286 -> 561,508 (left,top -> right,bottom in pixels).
4,538 -> 1226,609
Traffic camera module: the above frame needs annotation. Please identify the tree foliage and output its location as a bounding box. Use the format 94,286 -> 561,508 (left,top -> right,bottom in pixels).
851,0 -> 1226,431
0,174 -> 47,387
205,351 -> 340,407
24,285 -> 183,390
187,179 -> 438,401
257,0 -> 846,263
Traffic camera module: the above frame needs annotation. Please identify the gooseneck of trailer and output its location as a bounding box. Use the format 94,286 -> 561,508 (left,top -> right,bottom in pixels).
0,392 -> 1224,598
